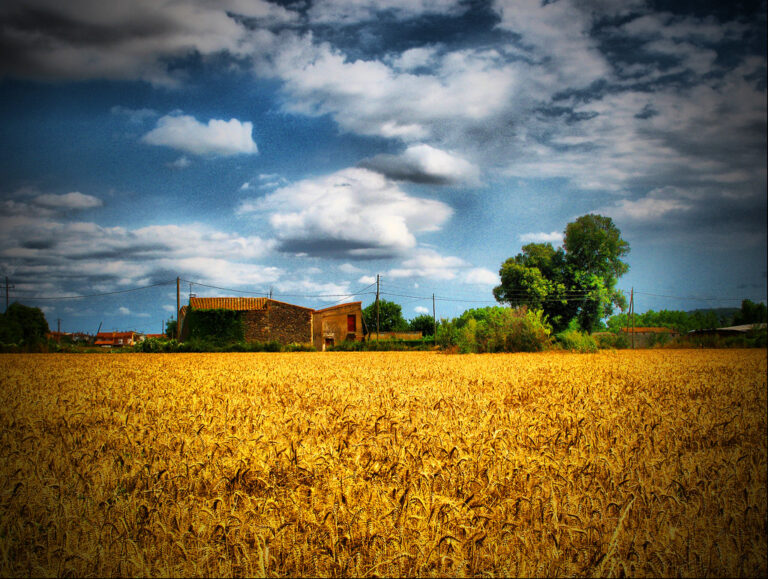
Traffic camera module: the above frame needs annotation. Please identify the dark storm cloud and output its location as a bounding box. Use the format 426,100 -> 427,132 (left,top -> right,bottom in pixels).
21,239 -> 57,250
277,238 -> 390,258
1,6 -> 176,47
359,155 -> 454,185
0,0 -> 297,84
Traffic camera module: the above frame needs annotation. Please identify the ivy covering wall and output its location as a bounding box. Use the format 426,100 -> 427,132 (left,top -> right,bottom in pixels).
184,308 -> 244,344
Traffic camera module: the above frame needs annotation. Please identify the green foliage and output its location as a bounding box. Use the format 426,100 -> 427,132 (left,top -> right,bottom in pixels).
684,331 -> 767,349
184,308 -> 244,344
494,214 -> 630,333
408,313 -> 435,335
605,308 -> 735,334
165,319 -> 177,339
133,337 -> 315,353
732,299 -> 767,325
592,332 -> 628,349
136,337 -> 170,353
0,302 -> 50,347
362,300 -> 408,333
328,339 -> 432,352
437,306 -> 552,353
555,328 -> 598,353
564,214 -> 630,279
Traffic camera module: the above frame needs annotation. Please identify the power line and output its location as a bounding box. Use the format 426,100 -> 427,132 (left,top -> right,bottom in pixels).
6,280 -> 176,301
321,282 -> 379,307
180,278 -> 378,300
179,279 -> 269,296
633,290 -> 747,302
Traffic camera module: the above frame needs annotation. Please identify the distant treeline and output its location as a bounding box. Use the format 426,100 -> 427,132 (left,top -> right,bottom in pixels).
605,300 -> 766,334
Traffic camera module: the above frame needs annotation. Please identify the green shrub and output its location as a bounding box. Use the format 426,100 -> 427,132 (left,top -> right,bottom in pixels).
556,328 -> 598,353
283,342 -> 317,352
593,332 -> 628,349
131,337 -> 318,353
438,306 -> 552,353
746,328 -> 767,348
135,337 -> 171,353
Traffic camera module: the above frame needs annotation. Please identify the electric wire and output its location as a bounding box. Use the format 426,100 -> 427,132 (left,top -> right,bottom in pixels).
5,280 -> 176,300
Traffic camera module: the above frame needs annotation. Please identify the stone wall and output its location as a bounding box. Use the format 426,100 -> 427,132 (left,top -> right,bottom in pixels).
242,301 -> 312,344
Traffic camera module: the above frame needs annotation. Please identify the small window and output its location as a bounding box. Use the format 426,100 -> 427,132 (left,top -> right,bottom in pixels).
347,314 -> 356,332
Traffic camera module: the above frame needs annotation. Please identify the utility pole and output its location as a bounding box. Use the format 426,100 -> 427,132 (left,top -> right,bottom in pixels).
629,287 -> 635,349
57,318 -> 61,342
375,274 -> 380,341
5,277 -> 14,312
176,277 -> 181,340
432,293 -> 437,346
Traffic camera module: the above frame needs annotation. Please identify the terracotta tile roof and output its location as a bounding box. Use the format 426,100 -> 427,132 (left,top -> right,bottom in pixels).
95,331 -> 135,339
189,297 -> 268,311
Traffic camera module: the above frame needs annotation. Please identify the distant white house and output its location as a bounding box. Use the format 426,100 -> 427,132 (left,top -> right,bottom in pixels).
688,323 -> 766,337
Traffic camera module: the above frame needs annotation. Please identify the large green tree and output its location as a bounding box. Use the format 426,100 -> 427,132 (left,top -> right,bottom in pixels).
0,302 -> 50,345
732,299 -> 767,325
494,214 -> 630,332
408,313 -> 435,336
363,299 -> 408,334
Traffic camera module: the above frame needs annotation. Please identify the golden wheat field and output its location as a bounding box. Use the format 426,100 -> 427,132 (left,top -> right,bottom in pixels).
0,350 -> 765,578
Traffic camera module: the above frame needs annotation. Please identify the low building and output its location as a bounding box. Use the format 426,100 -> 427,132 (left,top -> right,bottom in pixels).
179,297 -> 313,344
687,323 -> 767,338
313,302 -> 364,350
94,331 -> 138,347
178,297 -> 364,349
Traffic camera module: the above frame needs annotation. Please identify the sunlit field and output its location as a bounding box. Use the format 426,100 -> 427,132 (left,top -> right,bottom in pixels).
1,350 -> 765,577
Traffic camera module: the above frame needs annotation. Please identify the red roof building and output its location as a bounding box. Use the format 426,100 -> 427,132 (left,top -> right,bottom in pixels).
94,331 -> 138,347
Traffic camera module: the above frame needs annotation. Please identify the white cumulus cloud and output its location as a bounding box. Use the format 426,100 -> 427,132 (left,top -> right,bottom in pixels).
143,114 -> 258,156
361,144 -> 480,185
240,168 -> 453,257
597,187 -> 693,221
519,231 -> 564,244
33,192 -> 102,210
464,267 -> 498,285
387,248 -> 467,280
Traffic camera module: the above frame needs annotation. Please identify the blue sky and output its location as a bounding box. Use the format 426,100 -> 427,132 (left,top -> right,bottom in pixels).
1,0 -> 766,334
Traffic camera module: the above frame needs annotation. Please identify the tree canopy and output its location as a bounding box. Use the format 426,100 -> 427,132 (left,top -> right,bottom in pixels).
0,302 -> 50,345
408,313 -> 435,336
732,299 -> 767,325
494,214 -> 630,332
362,299 -> 408,334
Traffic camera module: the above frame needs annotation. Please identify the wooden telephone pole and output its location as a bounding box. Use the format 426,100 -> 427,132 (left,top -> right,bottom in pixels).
432,293 -> 437,345
375,274 -> 380,341
622,287 -> 636,349
5,277 -> 14,312
176,277 -> 181,340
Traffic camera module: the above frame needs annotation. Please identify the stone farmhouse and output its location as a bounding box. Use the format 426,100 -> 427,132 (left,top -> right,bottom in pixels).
178,297 -> 363,350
